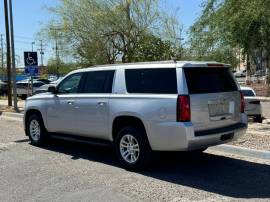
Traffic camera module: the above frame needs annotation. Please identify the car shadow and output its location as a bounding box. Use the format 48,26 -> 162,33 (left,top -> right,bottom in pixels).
30,139 -> 270,199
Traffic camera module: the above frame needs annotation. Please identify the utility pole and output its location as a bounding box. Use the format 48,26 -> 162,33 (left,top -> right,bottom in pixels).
0,34 -> 3,79
4,0 -> 12,106
31,42 -> 35,52
50,27 -> 60,78
38,40 -> 44,66
9,0 -> 18,111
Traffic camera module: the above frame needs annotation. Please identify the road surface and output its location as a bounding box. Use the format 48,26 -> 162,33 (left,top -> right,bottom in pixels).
0,117 -> 270,201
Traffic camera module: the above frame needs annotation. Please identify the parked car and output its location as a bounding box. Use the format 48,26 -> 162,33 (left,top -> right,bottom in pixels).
234,69 -> 246,77
24,61 -> 247,169
254,69 -> 266,77
16,80 -> 45,100
240,86 -> 263,123
37,79 -> 51,84
0,80 -> 8,95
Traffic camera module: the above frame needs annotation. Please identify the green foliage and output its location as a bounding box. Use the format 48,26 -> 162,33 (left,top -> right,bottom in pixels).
42,0 -> 183,65
189,0 -> 270,72
47,58 -> 79,75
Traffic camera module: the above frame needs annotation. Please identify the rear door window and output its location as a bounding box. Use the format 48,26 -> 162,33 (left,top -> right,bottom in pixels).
81,70 -> 115,93
184,67 -> 238,94
125,68 -> 177,94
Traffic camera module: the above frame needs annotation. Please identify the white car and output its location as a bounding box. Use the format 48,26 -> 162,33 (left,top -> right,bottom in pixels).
24,61 -> 247,169
240,86 -> 262,123
16,80 -> 45,100
234,70 -> 246,77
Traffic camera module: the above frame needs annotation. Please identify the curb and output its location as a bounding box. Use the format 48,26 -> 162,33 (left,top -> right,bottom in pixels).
210,144 -> 270,161
0,112 -> 23,119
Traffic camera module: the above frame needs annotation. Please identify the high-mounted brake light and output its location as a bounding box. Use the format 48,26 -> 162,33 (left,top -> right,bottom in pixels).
177,95 -> 191,122
207,63 -> 224,67
240,91 -> 245,113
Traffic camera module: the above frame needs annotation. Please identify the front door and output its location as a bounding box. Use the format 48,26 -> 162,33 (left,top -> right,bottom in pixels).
46,72 -> 83,133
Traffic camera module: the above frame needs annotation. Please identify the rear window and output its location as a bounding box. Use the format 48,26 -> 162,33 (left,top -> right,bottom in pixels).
125,68 -> 177,94
241,90 -> 255,96
184,67 -> 238,94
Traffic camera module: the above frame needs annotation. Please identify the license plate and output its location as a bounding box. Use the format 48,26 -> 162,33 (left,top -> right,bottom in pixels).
208,102 -> 229,116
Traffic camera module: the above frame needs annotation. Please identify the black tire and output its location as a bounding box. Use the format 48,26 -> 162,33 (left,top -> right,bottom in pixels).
115,126 -> 152,170
21,95 -> 27,100
189,147 -> 208,154
26,113 -> 48,145
254,115 -> 263,123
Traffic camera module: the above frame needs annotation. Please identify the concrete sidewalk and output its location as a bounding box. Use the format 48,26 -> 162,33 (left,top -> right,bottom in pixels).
0,99 -> 25,112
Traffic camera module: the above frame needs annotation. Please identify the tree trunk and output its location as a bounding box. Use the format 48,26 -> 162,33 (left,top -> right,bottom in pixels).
246,52 -> 251,84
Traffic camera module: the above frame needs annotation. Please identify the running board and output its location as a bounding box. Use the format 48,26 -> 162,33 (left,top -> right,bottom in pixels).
50,133 -> 113,147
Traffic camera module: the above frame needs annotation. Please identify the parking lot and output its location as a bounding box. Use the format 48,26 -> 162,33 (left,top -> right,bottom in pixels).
0,115 -> 270,201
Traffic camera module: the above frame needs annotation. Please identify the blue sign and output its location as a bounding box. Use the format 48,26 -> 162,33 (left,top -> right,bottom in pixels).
24,52 -> 39,76
25,65 -> 39,76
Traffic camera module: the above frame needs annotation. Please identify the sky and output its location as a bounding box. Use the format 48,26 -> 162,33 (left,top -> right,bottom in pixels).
0,0 -> 203,67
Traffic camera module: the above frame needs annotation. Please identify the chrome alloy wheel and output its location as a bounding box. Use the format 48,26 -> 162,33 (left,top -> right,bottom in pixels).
120,134 -> 140,164
29,119 -> 41,142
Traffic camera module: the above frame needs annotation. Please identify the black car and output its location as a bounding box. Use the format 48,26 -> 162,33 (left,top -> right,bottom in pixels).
0,81 -> 8,95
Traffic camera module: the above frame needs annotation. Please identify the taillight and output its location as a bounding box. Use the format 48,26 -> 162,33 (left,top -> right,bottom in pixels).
177,95 -> 191,122
240,91 -> 245,113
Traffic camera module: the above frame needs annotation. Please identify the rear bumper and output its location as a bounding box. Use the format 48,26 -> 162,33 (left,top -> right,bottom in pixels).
146,114 -> 248,151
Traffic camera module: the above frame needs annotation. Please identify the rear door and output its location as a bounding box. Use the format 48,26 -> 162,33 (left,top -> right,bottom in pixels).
72,70 -> 115,139
184,67 -> 241,131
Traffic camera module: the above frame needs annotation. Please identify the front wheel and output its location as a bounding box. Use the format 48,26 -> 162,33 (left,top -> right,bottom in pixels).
26,114 -> 48,145
115,126 -> 152,170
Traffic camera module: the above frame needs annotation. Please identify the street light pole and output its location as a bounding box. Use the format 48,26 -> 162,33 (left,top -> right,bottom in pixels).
9,0 -> 18,111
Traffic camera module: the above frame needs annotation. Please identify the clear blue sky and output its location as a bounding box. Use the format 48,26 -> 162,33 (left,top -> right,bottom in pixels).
0,0 -> 203,67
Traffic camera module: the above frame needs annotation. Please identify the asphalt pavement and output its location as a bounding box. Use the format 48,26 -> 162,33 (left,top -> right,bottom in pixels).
0,117 -> 270,201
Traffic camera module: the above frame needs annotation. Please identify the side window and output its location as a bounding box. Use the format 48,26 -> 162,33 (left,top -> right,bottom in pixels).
57,73 -> 83,94
125,68 -> 177,94
82,70 -> 115,93
33,82 -> 44,88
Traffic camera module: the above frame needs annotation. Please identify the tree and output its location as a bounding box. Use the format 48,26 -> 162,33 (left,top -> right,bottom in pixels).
189,0 -> 270,83
42,0 -> 182,65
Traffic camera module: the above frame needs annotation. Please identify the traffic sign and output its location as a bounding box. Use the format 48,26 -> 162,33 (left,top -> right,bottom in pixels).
25,65 -> 39,76
24,52 -> 39,76
24,52 -> 38,66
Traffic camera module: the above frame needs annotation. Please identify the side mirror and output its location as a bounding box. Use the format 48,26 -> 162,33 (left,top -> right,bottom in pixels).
48,86 -> 57,94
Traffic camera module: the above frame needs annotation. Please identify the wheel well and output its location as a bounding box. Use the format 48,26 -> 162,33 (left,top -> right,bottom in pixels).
25,109 -> 44,128
112,116 -> 147,141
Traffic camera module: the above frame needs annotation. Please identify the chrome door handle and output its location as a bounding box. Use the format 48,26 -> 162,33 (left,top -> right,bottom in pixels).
97,102 -> 106,106
67,100 -> 74,105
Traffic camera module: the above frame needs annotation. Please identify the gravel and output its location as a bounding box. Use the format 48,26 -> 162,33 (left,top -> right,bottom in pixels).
228,122 -> 270,151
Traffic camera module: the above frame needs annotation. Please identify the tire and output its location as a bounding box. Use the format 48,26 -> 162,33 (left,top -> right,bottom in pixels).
26,113 -> 48,145
254,115 -> 263,123
21,95 -> 27,100
115,126 -> 152,170
189,147 -> 208,154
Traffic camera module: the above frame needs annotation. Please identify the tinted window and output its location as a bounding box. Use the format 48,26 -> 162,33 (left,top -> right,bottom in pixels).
125,68 -> 177,94
241,90 -> 255,96
184,67 -> 238,94
33,82 -> 44,88
82,70 -> 115,93
58,73 -> 83,94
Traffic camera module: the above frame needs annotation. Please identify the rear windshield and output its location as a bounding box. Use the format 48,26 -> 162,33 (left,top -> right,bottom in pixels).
125,68 -> 177,94
241,90 -> 255,96
184,67 -> 238,94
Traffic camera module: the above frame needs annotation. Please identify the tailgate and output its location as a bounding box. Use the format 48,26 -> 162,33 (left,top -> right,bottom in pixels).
184,67 -> 241,131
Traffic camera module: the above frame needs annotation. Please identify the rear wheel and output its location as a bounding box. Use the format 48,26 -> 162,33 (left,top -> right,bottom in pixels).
115,126 -> 152,170
26,113 -> 48,145
254,115 -> 263,123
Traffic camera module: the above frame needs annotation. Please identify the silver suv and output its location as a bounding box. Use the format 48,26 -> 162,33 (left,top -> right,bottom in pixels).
24,61 -> 247,169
